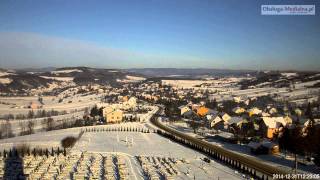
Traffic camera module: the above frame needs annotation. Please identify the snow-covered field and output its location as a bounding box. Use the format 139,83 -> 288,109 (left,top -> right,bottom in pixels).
0,77 -> 12,84
162,78 -> 243,89
162,80 -> 208,89
126,75 -> 146,81
295,80 -> 320,89
0,71 -> 15,77
0,111 -> 84,135
40,76 -> 74,82
117,75 -> 146,83
0,124 -> 243,179
281,73 -> 297,77
0,92 -> 105,136
73,131 -> 242,179
0,93 -> 101,115
0,127 -> 80,150
51,69 -> 83,74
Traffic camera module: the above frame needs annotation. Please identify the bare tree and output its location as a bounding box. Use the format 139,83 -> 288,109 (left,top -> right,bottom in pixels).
0,120 -> 14,138
19,121 -> 26,135
19,121 -> 28,136
27,110 -> 34,119
0,123 -> 5,139
44,118 -> 55,131
84,107 -> 89,115
27,120 -> 35,135
187,119 -> 201,133
61,119 -> 69,129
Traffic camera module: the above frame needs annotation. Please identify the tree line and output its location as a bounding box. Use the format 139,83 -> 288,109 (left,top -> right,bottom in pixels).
0,117 -> 90,140
0,109 -> 67,120
1,145 -> 68,158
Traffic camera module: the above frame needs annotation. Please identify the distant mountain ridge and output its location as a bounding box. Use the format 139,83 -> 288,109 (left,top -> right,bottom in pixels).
0,67 -> 143,94
16,67 -> 57,72
2,66 -> 319,95
127,68 -> 257,77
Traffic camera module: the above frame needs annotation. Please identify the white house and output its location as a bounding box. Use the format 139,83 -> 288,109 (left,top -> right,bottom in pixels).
178,105 -> 191,116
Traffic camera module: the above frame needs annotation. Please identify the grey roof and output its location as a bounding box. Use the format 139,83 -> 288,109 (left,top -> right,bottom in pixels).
228,116 -> 243,125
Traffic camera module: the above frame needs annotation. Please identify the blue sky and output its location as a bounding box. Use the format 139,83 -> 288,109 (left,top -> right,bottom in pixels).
0,0 -> 319,70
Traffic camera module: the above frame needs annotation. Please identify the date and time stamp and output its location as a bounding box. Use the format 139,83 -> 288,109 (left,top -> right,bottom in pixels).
273,173 -> 320,179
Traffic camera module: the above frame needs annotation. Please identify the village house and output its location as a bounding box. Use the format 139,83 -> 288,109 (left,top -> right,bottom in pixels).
196,106 -> 209,117
268,107 -> 278,115
209,115 -> 225,130
248,107 -> 262,117
284,115 -> 293,124
248,140 -> 279,155
103,106 -> 123,123
232,107 -> 246,114
294,108 -> 302,117
28,101 -> 41,109
98,88 -> 104,93
141,93 -> 159,101
220,112 -> 231,122
244,99 -> 250,106
233,96 -> 242,103
178,105 -> 191,116
123,97 -> 137,109
259,117 -> 287,139
122,95 -> 129,102
191,104 -> 201,111
227,116 -> 245,127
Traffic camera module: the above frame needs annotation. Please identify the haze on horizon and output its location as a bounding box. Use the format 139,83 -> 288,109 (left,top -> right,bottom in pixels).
0,0 -> 319,71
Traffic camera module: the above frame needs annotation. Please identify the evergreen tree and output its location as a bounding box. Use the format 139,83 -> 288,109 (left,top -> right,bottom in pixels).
33,148 -> 36,157
90,106 -> 99,117
9,149 -> 12,157
279,126 -> 304,172
45,149 -> 49,157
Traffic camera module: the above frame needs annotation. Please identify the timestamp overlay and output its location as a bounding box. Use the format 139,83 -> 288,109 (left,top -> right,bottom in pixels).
273,173 -> 320,179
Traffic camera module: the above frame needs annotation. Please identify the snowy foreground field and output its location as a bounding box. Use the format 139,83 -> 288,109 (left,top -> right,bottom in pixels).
0,127 -> 80,150
0,125 -> 245,179
75,131 -> 243,180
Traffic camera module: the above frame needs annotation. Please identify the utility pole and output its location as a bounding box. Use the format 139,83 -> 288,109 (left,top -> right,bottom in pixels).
294,153 -> 298,174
